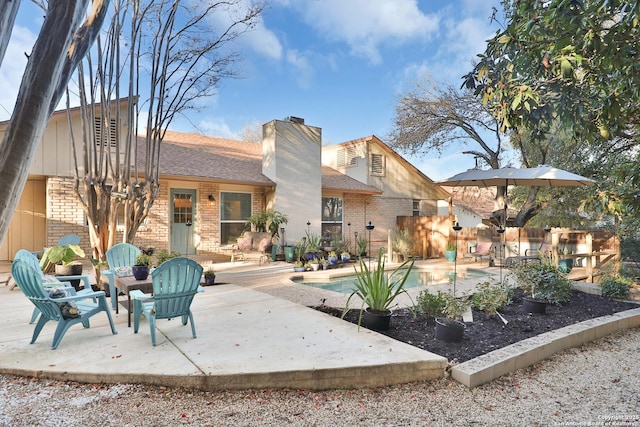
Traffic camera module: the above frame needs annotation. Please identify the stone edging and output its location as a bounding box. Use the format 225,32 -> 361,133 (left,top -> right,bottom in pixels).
451,307 -> 640,388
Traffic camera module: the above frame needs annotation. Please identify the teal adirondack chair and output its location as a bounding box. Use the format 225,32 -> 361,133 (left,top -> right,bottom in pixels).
57,233 -> 81,246
131,257 -> 203,346
102,243 -> 141,311
11,259 -> 117,349
14,249 -> 94,324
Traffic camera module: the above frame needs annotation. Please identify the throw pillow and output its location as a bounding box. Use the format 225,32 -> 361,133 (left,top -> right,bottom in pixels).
257,237 -> 271,252
47,288 -> 81,319
237,236 -> 253,251
115,266 -> 133,277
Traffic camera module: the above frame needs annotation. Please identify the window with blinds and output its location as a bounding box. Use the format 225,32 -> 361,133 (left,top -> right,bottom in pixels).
337,147 -> 358,167
370,153 -> 385,176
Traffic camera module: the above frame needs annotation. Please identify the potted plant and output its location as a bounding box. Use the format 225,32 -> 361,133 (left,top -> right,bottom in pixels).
309,257 -> 320,271
508,259 -> 573,314
39,244 -> 86,289
558,246 -> 574,273
305,232 -> 322,260
434,290 -> 471,342
132,253 -> 152,280
340,251 -> 350,263
293,260 -> 306,272
445,242 -> 457,262
391,226 -> 414,262
204,268 -> 216,285
320,257 -> 329,270
342,248 -> 414,331
327,251 -> 338,265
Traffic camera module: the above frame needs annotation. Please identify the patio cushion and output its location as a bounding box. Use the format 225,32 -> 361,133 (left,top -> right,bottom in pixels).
115,266 -> 133,277
237,236 -> 253,251
256,237 -> 271,252
47,288 -> 81,319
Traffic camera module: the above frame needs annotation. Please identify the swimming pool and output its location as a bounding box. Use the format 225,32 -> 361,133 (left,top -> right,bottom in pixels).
291,267 -> 491,294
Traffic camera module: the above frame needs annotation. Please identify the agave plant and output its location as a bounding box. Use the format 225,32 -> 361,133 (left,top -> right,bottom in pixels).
342,248 -> 414,327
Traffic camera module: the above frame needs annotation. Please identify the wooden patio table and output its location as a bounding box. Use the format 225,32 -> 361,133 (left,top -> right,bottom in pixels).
114,275 -> 154,327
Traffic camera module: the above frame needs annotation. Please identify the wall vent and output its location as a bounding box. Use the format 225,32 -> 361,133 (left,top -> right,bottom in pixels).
285,116 -> 305,124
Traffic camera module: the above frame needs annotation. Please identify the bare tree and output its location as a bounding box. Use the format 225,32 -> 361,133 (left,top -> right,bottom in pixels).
388,81 -> 516,225
0,1 -> 110,245
70,0 -> 264,271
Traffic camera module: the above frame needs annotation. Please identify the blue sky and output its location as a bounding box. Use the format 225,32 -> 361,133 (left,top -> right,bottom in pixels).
0,0 -> 503,180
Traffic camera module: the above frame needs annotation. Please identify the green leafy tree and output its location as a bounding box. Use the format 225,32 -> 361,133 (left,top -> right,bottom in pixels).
464,0 -> 640,140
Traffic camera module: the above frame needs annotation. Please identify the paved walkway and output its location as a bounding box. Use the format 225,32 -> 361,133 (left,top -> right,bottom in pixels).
1,259 -> 485,390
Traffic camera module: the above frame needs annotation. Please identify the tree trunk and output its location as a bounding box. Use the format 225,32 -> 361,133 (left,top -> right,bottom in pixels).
0,0 -> 109,245
0,0 -> 21,69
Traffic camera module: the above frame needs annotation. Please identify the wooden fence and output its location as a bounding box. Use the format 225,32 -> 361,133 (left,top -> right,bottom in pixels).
396,216 -> 619,282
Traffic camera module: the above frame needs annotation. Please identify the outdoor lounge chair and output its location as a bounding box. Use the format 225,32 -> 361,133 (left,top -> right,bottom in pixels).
131,257 -> 203,346
102,243 -> 141,311
11,258 -> 117,349
14,249 -> 94,323
466,241 -> 492,265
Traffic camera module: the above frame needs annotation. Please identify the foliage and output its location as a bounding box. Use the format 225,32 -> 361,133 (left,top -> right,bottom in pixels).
295,241 -> 308,262
600,277 -> 632,300
508,259 -> 572,305
415,290 -> 446,320
391,227 -> 414,255
342,249 -> 414,327
463,1 -> 640,140
440,291 -> 472,321
305,232 -> 322,253
245,210 -> 289,237
155,249 -> 180,266
40,244 -> 87,274
140,246 -> 155,256
445,242 -> 457,252
598,264 -> 632,300
356,235 -> 368,256
134,253 -> 152,267
472,280 -> 512,316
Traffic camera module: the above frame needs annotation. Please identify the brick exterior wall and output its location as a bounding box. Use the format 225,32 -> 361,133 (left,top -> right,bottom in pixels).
46,177 -> 91,254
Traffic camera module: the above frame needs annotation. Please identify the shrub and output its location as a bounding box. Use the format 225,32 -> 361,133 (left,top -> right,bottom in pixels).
416,290 -> 446,319
600,277 -> 632,299
155,249 -> 181,265
508,260 -> 572,305
472,280 -> 512,315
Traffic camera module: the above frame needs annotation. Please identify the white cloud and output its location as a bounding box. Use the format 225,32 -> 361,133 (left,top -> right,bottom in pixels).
285,49 -> 314,89
196,117 -> 237,139
294,0 -> 440,64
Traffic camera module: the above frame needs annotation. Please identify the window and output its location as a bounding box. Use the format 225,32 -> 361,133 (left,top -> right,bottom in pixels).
95,117 -> 117,147
220,192 -> 252,244
321,197 -> 343,242
370,153 -> 385,176
413,200 -> 420,216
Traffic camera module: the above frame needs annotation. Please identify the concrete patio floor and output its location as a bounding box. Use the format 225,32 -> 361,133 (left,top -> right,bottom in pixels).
0,259 -> 454,391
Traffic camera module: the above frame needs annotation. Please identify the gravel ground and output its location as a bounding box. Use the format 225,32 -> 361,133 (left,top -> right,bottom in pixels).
1,328 -> 639,426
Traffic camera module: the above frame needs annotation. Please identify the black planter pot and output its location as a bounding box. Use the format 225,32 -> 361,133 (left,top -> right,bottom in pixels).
434,318 -> 465,342
523,297 -> 547,314
55,263 -> 83,291
362,308 -> 392,331
204,276 -> 216,286
132,265 -> 149,280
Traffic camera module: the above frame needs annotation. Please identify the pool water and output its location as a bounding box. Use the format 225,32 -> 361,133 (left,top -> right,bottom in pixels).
292,268 -> 490,294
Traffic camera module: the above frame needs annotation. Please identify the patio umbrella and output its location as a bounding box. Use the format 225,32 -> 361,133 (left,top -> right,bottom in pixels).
436,165 -> 595,280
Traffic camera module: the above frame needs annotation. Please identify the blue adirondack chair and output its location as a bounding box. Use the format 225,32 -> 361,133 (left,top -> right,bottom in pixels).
102,243 -> 141,311
14,249 -> 94,324
57,233 -> 81,246
131,257 -> 203,346
11,259 -> 117,349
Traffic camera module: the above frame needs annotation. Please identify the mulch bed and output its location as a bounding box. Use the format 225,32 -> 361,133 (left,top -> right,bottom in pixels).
312,289 -> 639,362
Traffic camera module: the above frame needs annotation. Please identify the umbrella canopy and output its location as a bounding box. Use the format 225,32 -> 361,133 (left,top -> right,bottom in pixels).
436,165 -> 595,188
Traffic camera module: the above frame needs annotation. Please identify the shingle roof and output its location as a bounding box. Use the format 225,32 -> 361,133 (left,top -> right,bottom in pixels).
141,130 -> 274,186
142,130 -> 380,193
321,165 -> 382,194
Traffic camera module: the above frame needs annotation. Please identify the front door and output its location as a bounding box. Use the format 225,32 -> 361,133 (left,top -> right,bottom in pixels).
170,189 -> 196,255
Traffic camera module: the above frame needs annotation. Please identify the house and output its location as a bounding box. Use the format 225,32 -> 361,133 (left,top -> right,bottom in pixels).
0,109 -> 452,261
